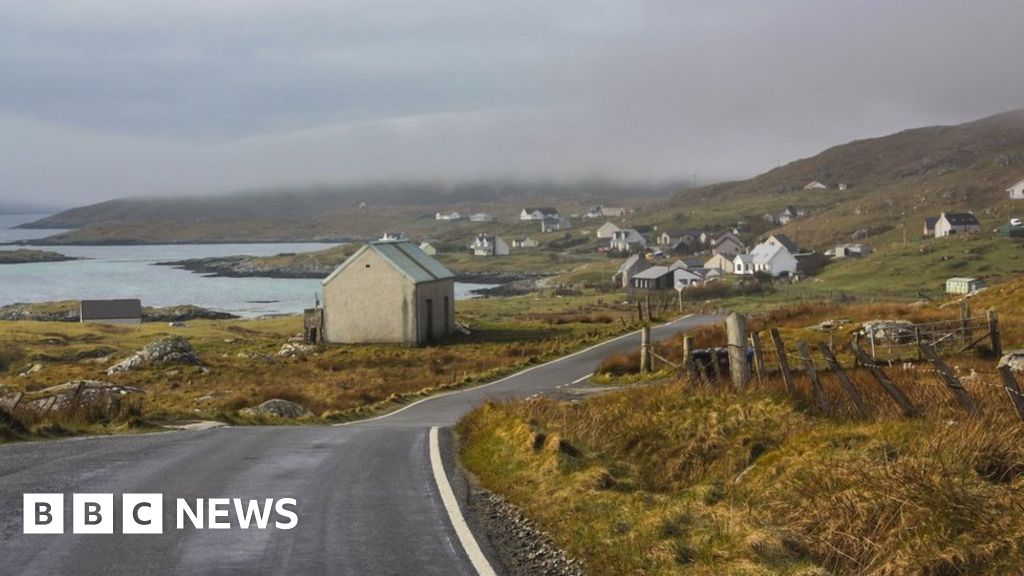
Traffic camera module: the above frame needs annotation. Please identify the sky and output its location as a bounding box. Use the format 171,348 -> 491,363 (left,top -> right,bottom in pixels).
1,0 -> 1023,208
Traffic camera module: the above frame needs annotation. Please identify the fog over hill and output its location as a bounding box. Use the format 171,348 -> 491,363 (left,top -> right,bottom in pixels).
2,1 -> 1024,207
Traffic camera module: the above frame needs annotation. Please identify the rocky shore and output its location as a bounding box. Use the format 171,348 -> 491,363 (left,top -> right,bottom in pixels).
0,301 -> 237,322
158,253 -> 547,289
157,255 -> 337,278
0,249 -> 78,264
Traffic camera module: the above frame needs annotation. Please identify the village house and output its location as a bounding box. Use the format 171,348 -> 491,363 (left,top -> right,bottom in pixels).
601,206 -> 627,217
80,299 -> 142,325
934,212 -> 981,237
1008,179 -> 1024,200
711,232 -> 745,257
609,229 -> 647,252
946,277 -> 985,295
380,231 -> 407,242
827,243 -> 871,259
435,211 -> 462,221
596,222 -> 620,239
630,266 -> 675,291
469,213 -> 494,222
658,230 -> 699,247
923,216 -> 939,236
319,240 -> 454,345
520,207 -> 559,221
630,262 -> 713,292
733,235 -> 798,277
704,253 -> 735,274
418,242 -> 438,256
470,234 -> 510,256
511,237 -> 539,249
541,215 -> 572,232
613,254 -> 651,288
803,180 -> 828,190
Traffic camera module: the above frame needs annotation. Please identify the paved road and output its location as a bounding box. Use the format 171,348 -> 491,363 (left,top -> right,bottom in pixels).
0,314 -> 718,575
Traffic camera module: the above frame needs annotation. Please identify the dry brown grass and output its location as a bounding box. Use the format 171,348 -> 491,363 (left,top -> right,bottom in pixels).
461,309 -> 1024,576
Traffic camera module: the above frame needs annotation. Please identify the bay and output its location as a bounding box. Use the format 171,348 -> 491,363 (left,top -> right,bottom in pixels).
0,214 -> 493,317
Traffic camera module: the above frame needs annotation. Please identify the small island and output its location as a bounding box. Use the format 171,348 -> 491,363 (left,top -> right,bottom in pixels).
0,248 -> 78,264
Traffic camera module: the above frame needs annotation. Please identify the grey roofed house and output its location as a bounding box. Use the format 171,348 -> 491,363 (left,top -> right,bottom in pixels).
941,212 -> 980,226
320,240 -> 455,345
767,233 -> 798,253
80,299 -> 143,324
613,254 -> 650,288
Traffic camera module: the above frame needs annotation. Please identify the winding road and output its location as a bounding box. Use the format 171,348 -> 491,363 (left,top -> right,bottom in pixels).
0,314 -> 718,575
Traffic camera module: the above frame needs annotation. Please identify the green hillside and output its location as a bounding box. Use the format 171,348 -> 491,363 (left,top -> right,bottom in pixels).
644,108 -> 1024,249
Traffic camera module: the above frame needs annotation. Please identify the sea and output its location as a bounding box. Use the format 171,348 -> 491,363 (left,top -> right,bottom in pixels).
0,214 -> 493,317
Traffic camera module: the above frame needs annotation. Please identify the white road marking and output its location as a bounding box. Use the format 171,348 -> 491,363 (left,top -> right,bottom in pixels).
336,314 -> 696,426
429,427 -> 497,576
571,372 -> 593,385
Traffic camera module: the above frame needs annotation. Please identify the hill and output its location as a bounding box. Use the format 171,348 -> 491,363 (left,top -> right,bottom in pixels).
645,108 -> 1024,248
18,181 -> 678,244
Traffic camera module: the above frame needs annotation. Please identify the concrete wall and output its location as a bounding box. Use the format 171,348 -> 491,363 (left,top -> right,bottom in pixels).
414,280 -> 456,343
323,249 -> 415,344
81,318 -> 141,325
322,248 -> 455,345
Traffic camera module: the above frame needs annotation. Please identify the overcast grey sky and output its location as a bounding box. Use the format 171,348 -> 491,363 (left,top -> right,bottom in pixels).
1,0 -> 1022,207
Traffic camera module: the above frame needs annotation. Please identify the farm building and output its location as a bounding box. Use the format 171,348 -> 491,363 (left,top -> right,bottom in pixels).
596,222 -> 620,239
1008,179 -> 1024,200
945,277 -> 985,295
704,253 -> 735,274
320,240 -> 455,345
79,299 -> 142,325
934,212 -> 981,237
520,207 -> 559,221
470,234 -> 510,256
613,254 -> 650,288
923,216 -> 939,236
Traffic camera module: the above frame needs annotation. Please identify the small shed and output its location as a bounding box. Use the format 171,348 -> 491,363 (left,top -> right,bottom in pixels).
80,299 -> 143,324
945,277 -> 985,295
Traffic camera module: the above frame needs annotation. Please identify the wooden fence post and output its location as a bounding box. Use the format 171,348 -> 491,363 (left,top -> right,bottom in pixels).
797,341 -> 829,413
645,294 -> 652,323
848,342 -> 917,416
960,300 -> 972,348
682,335 -> 694,379
640,324 -> 652,374
769,328 -> 795,396
988,310 -> 1002,358
750,332 -> 766,384
997,365 -> 1024,422
817,342 -> 869,417
919,343 -> 981,416
726,313 -> 750,390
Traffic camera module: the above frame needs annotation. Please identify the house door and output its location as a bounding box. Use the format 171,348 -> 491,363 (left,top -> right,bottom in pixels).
425,298 -> 434,341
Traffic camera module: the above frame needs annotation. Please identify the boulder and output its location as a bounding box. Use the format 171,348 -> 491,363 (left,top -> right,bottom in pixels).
25,380 -> 145,411
18,363 -> 43,378
239,399 -> 310,419
860,320 -> 916,343
998,349 -> 1024,373
107,336 -> 201,374
276,342 -> 317,359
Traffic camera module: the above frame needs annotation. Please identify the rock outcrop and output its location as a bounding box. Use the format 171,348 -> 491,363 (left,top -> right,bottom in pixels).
107,336 -> 201,374
999,349 -> 1024,373
239,399 -> 311,419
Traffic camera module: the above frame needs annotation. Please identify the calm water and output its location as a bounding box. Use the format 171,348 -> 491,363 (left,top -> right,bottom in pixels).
0,214 -> 491,316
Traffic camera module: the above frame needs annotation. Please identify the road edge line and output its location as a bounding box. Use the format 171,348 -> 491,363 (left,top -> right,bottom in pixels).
429,426 -> 497,576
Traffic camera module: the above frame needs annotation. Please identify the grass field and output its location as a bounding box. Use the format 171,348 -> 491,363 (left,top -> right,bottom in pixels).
0,291 -> 640,442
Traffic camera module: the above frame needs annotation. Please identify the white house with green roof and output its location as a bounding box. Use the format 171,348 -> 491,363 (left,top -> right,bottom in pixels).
321,240 -> 455,345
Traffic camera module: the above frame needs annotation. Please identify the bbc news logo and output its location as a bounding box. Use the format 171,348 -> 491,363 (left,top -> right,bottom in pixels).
24,494 -> 298,534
